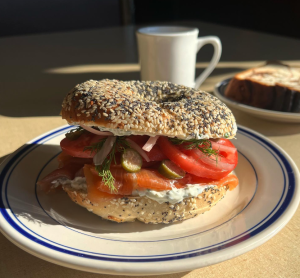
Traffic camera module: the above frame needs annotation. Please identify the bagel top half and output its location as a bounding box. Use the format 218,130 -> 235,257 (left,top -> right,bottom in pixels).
61,79 -> 237,139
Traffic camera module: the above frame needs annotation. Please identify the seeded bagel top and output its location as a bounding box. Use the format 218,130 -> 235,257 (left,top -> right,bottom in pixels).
61,79 -> 237,139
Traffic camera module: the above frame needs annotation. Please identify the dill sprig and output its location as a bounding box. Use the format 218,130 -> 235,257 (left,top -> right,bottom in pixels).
83,138 -> 106,155
95,165 -> 116,192
115,137 -> 130,153
85,137 -> 130,192
169,138 -> 220,160
94,140 -> 118,192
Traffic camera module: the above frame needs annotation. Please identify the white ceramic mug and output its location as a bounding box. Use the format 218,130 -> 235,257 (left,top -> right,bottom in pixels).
136,26 -> 222,89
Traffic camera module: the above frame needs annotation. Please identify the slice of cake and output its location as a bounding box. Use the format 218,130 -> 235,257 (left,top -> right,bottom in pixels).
224,64 -> 300,112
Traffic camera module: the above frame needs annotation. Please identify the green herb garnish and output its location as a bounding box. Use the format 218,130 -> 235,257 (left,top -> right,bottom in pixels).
65,126 -> 85,140
169,138 -> 220,161
83,138 -> 107,155
84,137 -> 130,192
95,141 -> 118,192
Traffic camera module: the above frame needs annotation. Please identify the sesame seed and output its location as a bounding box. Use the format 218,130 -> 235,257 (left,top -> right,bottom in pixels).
62,79 -> 236,139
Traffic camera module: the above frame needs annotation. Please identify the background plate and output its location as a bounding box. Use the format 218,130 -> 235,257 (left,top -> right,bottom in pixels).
0,125 -> 299,275
214,78 -> 300,123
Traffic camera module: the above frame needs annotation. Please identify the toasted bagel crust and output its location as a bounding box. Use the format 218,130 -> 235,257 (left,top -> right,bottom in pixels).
62,184 -> 228,224
61,79 -> 236,139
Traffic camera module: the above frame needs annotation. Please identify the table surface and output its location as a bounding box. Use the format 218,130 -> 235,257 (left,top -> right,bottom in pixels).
1,21 -> 300,278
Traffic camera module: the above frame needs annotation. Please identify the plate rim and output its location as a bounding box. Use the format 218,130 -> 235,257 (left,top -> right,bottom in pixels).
0,124 -> 299,275
214,78 -> 300,120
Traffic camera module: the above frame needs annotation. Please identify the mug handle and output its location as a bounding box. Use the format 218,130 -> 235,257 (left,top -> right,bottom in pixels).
194,36 -> 222,89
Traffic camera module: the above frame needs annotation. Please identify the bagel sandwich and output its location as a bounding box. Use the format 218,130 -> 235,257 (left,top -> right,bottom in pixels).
38,79 -> 239,224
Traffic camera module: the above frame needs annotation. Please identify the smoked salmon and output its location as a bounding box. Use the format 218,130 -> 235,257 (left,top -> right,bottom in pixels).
84,164 -> 239,198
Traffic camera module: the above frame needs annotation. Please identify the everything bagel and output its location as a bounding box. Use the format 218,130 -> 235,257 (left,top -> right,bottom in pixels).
61,79 -> 237,139
38,79 -> 239,224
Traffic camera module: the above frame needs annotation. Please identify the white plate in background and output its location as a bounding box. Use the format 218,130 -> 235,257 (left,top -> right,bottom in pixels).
214,78 -> 300,123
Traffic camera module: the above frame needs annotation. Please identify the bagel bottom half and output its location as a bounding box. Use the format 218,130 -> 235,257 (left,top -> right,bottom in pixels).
62,184 -> 229,224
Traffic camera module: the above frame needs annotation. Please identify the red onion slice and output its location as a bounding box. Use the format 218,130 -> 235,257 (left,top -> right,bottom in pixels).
93,136 -> 116,165
142,136 -> 160,152
80,124 -> 113,136
126,139 -> 150,162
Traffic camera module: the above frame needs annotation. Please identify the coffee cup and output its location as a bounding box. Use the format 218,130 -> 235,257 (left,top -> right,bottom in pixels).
136,26 -> 222,88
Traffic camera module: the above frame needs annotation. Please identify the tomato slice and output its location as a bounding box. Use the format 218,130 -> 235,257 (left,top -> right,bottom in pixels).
146,145 -> 168,161
179,141 -> 237,172
127,135 -> 148,145
60,133 -> 167,161
157,137 -> 234,179
57,151 -> 93,167
141,161 -> 161,168
60,132 -> 105,158
128,135 -> 167,161
210,139 -> 238,168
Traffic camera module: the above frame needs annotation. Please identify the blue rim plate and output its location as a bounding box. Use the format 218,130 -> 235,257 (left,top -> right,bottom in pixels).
214,78 -> 300,123
0,125 -> 299,275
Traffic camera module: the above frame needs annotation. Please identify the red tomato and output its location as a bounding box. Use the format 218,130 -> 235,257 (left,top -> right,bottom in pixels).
60,132 -> 105,158
179,138 -> 238,172
210,139 -> 237,155
157,137 -> 236,179
57,151 -> 93,167
142,161 -> 161,168
210,139 -> 238,167
127,135 -> 148,145
60,133 -> 167,161
146,145 -> 168,161
128,135 -> 167,161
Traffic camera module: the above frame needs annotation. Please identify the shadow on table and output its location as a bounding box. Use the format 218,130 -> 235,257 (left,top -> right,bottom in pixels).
0,144 -> 185,235
0,232 -> 191,278
0,154 -> 9,165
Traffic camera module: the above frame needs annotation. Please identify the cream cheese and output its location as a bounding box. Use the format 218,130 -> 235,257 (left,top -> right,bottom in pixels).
52,177 -> 87,191
76,124 -> 212,140
54,177 -> 215,204
98,126 -> 211,140
132,184 -> 215,204
98,126 -> 132,137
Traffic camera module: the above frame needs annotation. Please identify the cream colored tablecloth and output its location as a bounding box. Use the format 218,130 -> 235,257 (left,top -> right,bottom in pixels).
1,22 -> 300,277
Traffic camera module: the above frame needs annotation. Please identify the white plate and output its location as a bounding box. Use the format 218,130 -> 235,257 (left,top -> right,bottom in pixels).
0,125 -> 299,276
214,78 -> 300,123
